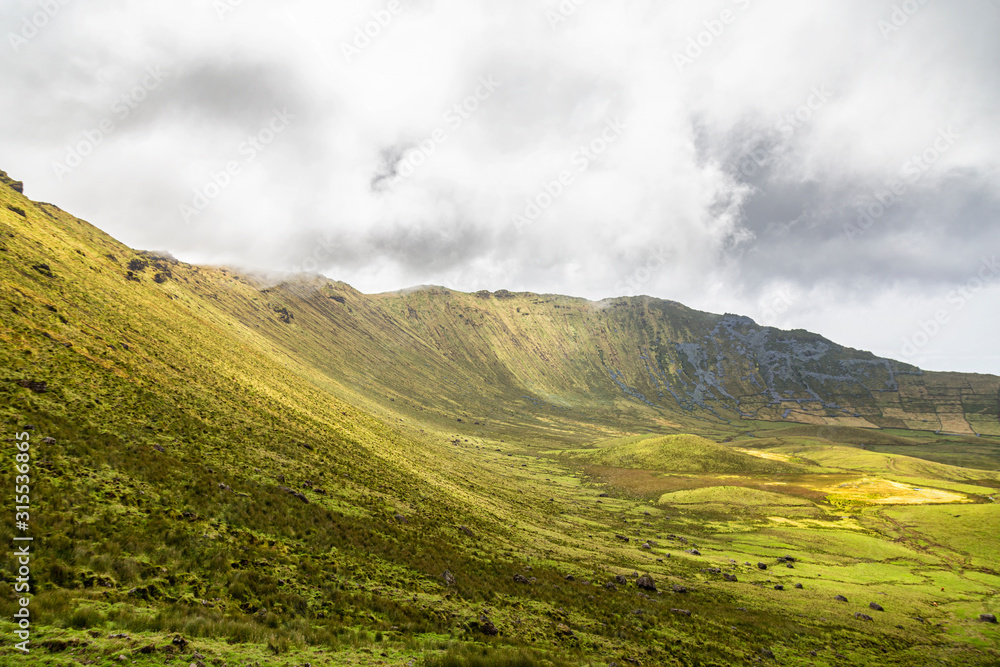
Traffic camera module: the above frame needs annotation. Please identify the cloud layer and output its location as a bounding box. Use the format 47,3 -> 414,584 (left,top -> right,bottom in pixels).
2,0 -> 998,372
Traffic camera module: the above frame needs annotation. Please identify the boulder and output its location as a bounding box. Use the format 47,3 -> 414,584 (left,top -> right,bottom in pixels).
513,574 -> 529,584
855,612 -> 874,622
636,574 -> 657,592
869,602 -> 884,612
835,595 -> 848,602
757,563 -> 768,570
980,614 -> 997,624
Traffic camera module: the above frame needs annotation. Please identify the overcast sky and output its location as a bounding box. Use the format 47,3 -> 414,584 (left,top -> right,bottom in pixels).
2,0 -> 999,374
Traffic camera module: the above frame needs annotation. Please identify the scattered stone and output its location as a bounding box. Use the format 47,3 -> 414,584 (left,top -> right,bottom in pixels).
855,612 -> 874,622
616,574 -> 628,585
835,595 -> 848,602
605,582 -> 617,591
980,614 -> 997,624
458,525 -> 474,538
565,574 -> 575,581
442,570 -> 456,587
171,635 -> 188,650
393,513 -> 407,523
672,584 -> 688,593
641,542 -> 652,550
41,436 -> 56,444
794,583 -> 803,589
757,563 -> 768,570
479,615 -> 498,636
153,444 -> 166,453
760,648 -> 775,659
615,534 -> 630,543
636,574 -> 657,592
686,549 -> 701,556
774,585 -> 784,591
671,608 -> 691,616
869,602 -> 884,612
555,623 -> 574,638
278,486 -> 308,503
723,573 -> 738,582
513,574 -> 529,584
599,493 -> 609,497
17,379 -> 47,393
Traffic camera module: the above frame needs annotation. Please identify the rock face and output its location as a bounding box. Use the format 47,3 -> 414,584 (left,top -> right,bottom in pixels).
0,169 -> 24,193
636,574 -> 657,592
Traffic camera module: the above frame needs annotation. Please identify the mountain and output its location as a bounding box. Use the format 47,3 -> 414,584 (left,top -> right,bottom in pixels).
2,170 -> 999,665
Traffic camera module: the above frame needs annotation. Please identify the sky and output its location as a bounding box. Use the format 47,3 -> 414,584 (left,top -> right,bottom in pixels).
1,0 -> 999,374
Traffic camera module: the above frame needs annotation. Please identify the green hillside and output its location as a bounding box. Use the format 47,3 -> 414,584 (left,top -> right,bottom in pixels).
1,170 -> 999,665
562,434 -> 805,475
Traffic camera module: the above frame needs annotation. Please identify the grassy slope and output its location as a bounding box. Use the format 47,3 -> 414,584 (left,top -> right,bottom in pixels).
0,173 -> 998,665
561,434 -> 805,475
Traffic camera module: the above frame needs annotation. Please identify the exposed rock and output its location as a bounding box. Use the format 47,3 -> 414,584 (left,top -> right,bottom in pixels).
855,612 -> 874,621
442,570 -> 456,587
757,562 -> 768,570
869,602 -> 884,612
615,534 -> 630,543
513,574 -> 530,584
458,524 -> 475,538
615,574 -> 628,585
153,444 -> 166,453
564,574 -> 575,581
278,486 -> 308,503
41,436 -> 56,444
599,493 -> 609,497
393,513 -> 407,523
672,584 -> 688,593
636,574 -> 657,592
555,623 -> 574,638
794,583 -> 803,589
835,595 -> 848,602
980,614 -> 997,624
605,582 -> 617,591
641,542 -> 652,550
760,648 -> 775,659
17,379 -> 47,393
686,549 -> 701,556
479,615 -> 498,636
723,573 -> 738,582
774,585 -> 784,591
671,608 -> 691,616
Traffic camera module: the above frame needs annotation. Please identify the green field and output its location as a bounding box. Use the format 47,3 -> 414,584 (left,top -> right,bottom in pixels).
1,169 -> 998,665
